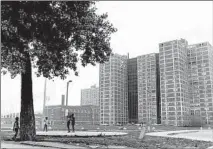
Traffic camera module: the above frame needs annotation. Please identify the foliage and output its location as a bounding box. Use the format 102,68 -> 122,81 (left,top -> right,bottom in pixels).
1,1 -> 117,79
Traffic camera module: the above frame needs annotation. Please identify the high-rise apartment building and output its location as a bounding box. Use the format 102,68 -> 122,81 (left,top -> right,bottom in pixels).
159,39 -> 190,126
137,53 -> 161,124
98,39 -> 212,126
128,57 -> 138,123
81,85 -> 99,106
99,53 -> 128,125
188,42 -> 213,125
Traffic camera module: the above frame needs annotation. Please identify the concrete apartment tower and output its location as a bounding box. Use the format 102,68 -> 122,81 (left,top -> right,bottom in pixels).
127,56 -> 138,124
99,53 -> 128,125
137,53 -> 161,125
188,42 -> 213,126
81,85 -> 99,106
159,39 -> 190,126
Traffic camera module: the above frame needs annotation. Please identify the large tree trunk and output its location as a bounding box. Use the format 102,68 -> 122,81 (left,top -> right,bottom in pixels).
20,53 -> 36,141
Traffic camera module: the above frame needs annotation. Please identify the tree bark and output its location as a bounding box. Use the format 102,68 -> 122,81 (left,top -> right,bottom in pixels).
20,53 -> 36,141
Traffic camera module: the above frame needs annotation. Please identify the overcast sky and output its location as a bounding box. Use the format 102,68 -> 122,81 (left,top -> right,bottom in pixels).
1,1 -> 213,115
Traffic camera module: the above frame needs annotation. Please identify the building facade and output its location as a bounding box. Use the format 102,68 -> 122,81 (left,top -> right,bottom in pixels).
188,42 -> 213,125
99,53 -> 128,125
127,57 -> 138,123
44,105 -> 99,129
137,53 -> 160,124
97,39 -> 212,127
81,85 -> 99,106
159,39 -> 190,126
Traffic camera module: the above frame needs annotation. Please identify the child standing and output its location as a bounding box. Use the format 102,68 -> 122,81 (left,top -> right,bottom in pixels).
43,117 -> 49,132
12,117 -> 19,140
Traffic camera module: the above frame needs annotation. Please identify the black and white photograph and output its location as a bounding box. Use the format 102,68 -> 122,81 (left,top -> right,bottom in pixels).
1,1 -> 213,149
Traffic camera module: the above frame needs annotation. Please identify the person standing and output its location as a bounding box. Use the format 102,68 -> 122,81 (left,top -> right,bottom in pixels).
12,117 -> 19,140
43,117 -> 49,132
71,114 -> 75,132
67,115 -> 71,133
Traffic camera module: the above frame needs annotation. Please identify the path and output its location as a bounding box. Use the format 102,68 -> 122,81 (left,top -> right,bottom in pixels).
21,141 -> 87,149
146,129 -> 213,142
1,141 -> 54,149
37,131 -> 127,137
2,141 -> 135,149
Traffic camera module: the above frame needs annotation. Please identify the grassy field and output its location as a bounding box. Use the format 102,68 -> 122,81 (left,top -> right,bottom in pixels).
2,125 -> 213,149
34,129 -> 213,149
35,135 -> 213,149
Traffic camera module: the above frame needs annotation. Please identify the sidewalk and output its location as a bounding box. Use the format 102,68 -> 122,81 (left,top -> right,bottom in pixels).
2,141 -> 135,149
36,131 -> 127,137
146,129 -> 213,142
21,141 -> 135,149
1,141 -> 54,148
21,141 -> 87,149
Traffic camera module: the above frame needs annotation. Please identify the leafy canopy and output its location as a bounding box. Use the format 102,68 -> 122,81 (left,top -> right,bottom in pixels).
1,1 -> 117,79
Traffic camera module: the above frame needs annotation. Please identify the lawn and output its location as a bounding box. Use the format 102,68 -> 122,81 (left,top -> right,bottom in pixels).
2,125 -> 213,149
33,130 -> 213,149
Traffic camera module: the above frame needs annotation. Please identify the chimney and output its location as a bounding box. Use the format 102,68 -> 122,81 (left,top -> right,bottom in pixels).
61,95 -> 65,105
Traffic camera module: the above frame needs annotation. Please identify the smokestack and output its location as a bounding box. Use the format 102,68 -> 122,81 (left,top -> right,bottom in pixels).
61,95 -> 65,105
